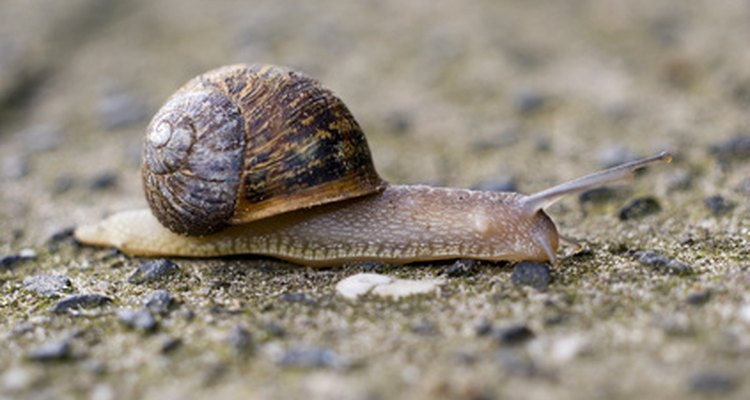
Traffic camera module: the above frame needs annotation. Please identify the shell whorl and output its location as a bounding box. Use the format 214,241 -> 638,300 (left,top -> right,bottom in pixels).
142,64 -> 385,236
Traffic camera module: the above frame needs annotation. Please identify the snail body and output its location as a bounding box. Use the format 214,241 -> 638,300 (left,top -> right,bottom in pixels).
75,64 -> 671,267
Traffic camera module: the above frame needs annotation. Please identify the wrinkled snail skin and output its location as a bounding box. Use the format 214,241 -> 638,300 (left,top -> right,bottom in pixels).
75,185 -> 560,267
74,63 -> 672,267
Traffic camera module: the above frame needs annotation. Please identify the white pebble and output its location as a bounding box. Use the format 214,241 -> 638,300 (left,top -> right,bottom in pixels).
335,273 -> 392,299
335,273 -> 444,299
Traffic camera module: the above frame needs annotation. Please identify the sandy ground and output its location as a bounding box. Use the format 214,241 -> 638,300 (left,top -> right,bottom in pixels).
1,0 -> 749,399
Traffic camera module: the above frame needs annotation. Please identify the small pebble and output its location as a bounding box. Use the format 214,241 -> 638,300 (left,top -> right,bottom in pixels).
143,290 -> 173,315
51,294 -> 112,313
22,274 -> 72,296
710,134 -> 750,162
492,324 -> 535,345
160,337 -> 182,354
474,320 -> 494,337
688,371 -> 736,394
277,346 -> 347,369
704,195 -> 734,215
96,92 -> 147,130
472,177 -> 518,192
88,172 -> 118,191
511,262 -> 551,291
686,290 -> 711,305
618,197 -> 661,220
384,110 -> 412,135
128,259 -> 179,284
370,277 -> 445,299
442,259 -> 478,277
27,338 -> 72,362
335,273 -> 393,299
117,308 -> 157,333
513,89 -> 547,114
631,250 -> 693,275
578,187 -> 622,205
0,249 -> 36,270
226,325 -> 253,353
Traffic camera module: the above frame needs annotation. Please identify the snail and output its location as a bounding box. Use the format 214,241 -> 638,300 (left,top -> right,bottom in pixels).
74,64 -> 671,267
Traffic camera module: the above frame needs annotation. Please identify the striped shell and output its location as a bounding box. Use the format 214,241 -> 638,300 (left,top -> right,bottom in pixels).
142,64 -> 386,235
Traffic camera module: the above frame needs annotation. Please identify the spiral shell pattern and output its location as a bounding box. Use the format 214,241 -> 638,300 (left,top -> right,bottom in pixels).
142,64 -> 385,235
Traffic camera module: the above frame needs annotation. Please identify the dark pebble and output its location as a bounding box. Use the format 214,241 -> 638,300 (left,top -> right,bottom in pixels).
88,172 -> 118,191
511,262 -> 551,291
492,324 -> 535,345
22,274 -> 72,297
0,249 -> 36,270
161,337 -> 182,354
27,338 -> 72,362
618,197 -> 661,220
47,226 -> 75,244
631,250 -> 693,275
443,259 -> 478,277
51,294 -> 112,313
143,290 -> 173,315
277,346 -> 347,369
474,320 -> 494,337
117,308 -> 157,333
472,177 -> 518,193
384,110 -> 412,135
128,259 -> 179,284
710,134 -> 750,162
226,325 -> 253,353
686,290 -> 711,305
689,371 -> 736,394
97,92 -> 148,130
578,187 -> 622,205
513,89 -> 547,114
704,195 -> 734,215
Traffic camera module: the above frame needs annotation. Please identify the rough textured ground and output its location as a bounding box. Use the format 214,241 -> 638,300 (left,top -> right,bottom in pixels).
1,1 -> 749,399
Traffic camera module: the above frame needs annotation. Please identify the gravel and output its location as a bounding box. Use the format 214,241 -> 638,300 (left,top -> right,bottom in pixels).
27,338 -> 72,362
128,260 -> 180,284
276,346 -> 347,369
143,290 -> 173,315
618,197 -> 662,220
117,308 -> 157,333
630,251 -> 694,275
51,294 -> 113,314
22,274 -> 72,296
511,262 -> 551,291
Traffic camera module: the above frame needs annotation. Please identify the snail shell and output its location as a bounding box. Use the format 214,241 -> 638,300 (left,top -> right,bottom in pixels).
143,64 -> 385,235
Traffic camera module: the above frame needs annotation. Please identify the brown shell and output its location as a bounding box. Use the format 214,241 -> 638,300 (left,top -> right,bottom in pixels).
142,64 -> 386,236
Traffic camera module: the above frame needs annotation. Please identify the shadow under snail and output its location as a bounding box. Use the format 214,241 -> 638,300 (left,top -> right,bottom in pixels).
75,64 -> 671,267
